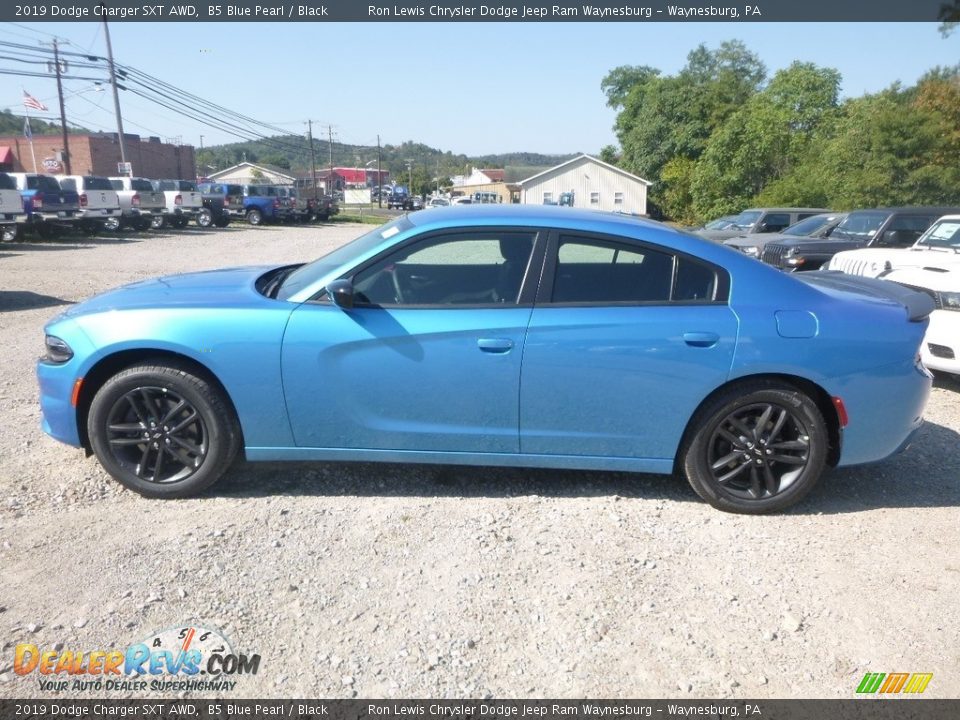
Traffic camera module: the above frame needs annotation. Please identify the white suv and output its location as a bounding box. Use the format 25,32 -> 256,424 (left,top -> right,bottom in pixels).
826,214 -> 960,278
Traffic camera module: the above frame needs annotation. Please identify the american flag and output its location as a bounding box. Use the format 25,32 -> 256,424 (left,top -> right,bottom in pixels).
22,90 -> 48,112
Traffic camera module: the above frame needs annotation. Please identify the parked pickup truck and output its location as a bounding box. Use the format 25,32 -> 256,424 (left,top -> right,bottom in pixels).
107,177 -> 166,231
56,175 -> 121,235
761,206 -> 960,272
239,184 -> 285,226
198,183 -> 243,225
152,179 -> 203,229
195,184 -> 230,228
8,172 -> 80,239
0,171 -> 25,241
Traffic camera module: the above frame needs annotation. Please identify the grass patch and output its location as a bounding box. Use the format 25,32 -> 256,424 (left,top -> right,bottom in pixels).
330,213 -> 390,225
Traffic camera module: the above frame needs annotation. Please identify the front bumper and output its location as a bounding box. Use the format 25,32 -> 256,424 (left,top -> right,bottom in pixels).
921,309 -> 960,375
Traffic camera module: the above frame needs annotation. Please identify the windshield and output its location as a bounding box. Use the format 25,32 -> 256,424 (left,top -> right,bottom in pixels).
916,219 -> 960,249
731,210 -> 762,229
783,214 -> 831,237
830,211 -> 887,240
704,218 -> 732,230
276,216 -> 415,301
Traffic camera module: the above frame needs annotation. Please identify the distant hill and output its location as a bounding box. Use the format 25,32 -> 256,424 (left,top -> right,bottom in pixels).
196,135 -> 577,182
0,110 -> 87,137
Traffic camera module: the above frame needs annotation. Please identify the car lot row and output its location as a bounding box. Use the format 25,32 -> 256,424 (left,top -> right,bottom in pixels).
0,172 -> 339,241
695,205 -> 960,377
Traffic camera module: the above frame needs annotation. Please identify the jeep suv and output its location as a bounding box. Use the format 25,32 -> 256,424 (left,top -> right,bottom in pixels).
697,207 -> 830,243
761,207 -> 960,272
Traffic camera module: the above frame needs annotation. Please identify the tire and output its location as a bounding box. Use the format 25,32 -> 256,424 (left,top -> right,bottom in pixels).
87,361 -> 241,498
246,208 -> 263,226
151,215 -> 166,230
214,216 -> 231,228
104,217 -> 121,232
680,380 -> 828,514
134,217 -> 153,232
37,223 -> 60,239
173,215 -> 189,229
2,225 -> 22,242
197,208 -> 213,228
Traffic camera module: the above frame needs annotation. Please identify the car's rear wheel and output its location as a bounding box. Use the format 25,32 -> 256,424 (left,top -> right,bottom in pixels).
681,381 -> 827,514
197,208 -> 213,228
214,216 -> 231,228
151,215 -> 166,230
104,217 -> 121,232
246,208 -> 263,226
87,362 -> 241,498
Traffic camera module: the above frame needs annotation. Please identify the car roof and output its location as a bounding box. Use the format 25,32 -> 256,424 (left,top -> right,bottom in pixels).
740,207 -> 832,213
406,204 -> 664,232
852,206 -> 960,213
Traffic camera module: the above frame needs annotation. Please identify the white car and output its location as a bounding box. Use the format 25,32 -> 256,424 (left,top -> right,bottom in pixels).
884,262 -> 960,375
827,215 -> 960,278
427,197 -> 450,209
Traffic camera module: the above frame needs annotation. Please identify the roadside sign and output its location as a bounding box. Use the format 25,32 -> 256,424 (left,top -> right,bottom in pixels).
117,162 -> 133,176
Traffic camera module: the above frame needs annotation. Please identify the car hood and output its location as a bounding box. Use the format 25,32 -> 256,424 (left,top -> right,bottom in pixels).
62,265 -> 278,318
698,229 -> 746,242
725,232 -> 798,249
885,265 -> 960,292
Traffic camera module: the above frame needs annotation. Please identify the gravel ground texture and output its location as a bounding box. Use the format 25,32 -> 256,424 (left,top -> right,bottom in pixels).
0,222 -> 958,699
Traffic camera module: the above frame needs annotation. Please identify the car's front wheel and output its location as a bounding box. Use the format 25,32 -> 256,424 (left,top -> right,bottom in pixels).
87,361 -> 241,498
681,380 -> 828,514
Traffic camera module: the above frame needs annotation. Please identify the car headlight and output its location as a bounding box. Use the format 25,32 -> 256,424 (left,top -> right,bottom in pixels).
741,246 -> 759,256
940,292 -> 960,311
44,335 -> 74,364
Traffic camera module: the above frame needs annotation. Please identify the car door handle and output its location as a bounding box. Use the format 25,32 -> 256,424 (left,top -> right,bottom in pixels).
682,332 -> 720,348
477,338 -> 514,353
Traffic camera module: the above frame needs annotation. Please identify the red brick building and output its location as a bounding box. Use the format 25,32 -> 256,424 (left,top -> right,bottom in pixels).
0,133 -> 196,179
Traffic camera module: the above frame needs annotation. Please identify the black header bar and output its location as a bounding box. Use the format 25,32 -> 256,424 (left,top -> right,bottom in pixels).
5,0 -> 957,23
1,699 -> 959,720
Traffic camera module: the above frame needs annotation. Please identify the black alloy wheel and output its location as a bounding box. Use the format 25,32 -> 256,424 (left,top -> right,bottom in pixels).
682,381 -> 828,513
104,386 -> 208,484
88,361 -> 241,498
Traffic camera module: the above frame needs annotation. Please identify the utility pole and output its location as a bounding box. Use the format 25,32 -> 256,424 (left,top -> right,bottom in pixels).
377,135 -> 382,209
42,39 -> 71,174
326,125 -> 335,194
305,120 -> 318,200
405,158 -> 413,197
101,13 -> 127,166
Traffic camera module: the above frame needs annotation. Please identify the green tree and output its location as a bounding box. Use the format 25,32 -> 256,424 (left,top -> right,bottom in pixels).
604,41 -> 766,216
690,62 -> 840,218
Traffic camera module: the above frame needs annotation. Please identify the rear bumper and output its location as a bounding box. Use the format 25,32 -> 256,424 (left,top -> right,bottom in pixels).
77,208 -> 118,219
835,357 -> 932,466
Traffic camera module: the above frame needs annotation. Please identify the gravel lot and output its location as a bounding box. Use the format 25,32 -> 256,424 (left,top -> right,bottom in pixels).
1,222 -> 958,699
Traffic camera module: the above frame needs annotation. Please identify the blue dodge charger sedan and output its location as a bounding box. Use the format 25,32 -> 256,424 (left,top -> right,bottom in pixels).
37,206 -> 934,513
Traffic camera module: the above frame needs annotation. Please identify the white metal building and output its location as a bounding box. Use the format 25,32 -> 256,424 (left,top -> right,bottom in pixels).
518,154 -> 651,215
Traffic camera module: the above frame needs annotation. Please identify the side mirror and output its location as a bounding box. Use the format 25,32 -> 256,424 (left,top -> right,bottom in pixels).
326,279 -> 355,309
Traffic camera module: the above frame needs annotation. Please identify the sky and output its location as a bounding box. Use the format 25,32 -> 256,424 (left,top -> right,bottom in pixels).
0,21 -> 957,158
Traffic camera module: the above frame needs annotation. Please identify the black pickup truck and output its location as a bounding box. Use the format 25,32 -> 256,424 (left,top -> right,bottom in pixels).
760,206 -> 960,271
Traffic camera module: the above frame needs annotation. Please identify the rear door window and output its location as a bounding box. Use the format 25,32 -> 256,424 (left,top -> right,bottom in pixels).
759,213 -> 791,232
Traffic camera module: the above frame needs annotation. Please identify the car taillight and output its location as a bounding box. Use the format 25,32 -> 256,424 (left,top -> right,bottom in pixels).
80,193 -> 88,207
175,194 -> 182,206
131,193 -> 140,207
33,192 -> 43,210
